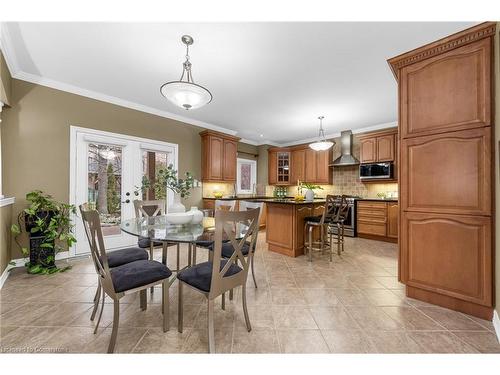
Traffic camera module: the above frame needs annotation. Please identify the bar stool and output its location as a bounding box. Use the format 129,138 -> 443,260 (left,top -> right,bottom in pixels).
327,195 -> 350,261
304,195 -> 337,262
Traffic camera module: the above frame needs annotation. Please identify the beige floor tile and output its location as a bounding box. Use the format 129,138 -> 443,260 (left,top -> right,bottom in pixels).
31,302 -> 94,327
0,302 -> 58,326
0,325 -> 18,338
236,286 -> 272,306
365,330 -> 424,353
68,301 -> 133,329
277,329 -> 329,353
272,306 -> 318,329
132,328 -> 192,353
182,328 -> 233,353
41,326 -> 103,353
300,288 -> 341,306
466,316 -> 496,332
373,276 -> 404,290
361,289 -> 408,307
0,326 -> 60,353
451,331 -> 500,353
31,286 -> 93,303
267,274 -> 297,288
345,306 -> 403,331
322,329 -> 374,353
347,276 -> 386,289
310,306 -> 360,330
0,303 -> 25,315
417,307 -> 487,331
294,275 -> 329,289
334,289 -> 370,306
381,307 -> 445,331
234,304 -> 274,330
193,303 -> 235,330
232,328 -> 280,353
86,327 -> 148,353
269,288 -> 306,305
408,331 -> 478,353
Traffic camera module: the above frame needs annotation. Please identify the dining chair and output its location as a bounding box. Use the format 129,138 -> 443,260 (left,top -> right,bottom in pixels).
80,203 -> 150,324
134,200 -> 180,285
79,204 -> 172,353
177,208 -> 260,353
214,199 -> 236,211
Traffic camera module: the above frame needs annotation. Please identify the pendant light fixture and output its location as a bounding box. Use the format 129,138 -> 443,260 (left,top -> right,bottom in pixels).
309,116 -> 335,151
160,35 -> 213,110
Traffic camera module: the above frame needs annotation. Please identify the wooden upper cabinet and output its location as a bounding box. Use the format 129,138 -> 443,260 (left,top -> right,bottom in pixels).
304,149 -> 317,182
315,150 -> 331,184
360,138 -> 377,163
223,139 -> 237,181
401,212 -> 492,306
200,130 -> 240,182
377,135 -> 395,162
400,38 -> 491,139
268,151 -> 278,185
401,127 -> 491,216
290,149 -> 305,185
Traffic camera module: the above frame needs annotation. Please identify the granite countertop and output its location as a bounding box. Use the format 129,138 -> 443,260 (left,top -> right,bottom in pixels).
357,197 -> 398,202
202,196 -> 274,201
257,198 -> 326,205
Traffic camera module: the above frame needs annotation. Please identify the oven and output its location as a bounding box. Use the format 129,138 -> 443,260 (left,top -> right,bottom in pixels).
330,196 -> 357,237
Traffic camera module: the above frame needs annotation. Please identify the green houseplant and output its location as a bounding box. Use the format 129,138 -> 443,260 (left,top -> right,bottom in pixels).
11,190 -> 77,274
300,182 -> 323,202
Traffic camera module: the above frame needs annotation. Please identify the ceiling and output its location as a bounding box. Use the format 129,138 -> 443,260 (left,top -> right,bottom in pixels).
1,22 -> 477,145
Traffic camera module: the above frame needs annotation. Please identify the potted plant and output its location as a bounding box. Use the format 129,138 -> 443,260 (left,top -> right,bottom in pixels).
300,182 -> 323,202
10,190 -> 77,274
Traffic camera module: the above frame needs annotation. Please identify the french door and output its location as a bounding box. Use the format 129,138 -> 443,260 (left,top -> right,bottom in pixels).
70,127 -> 178,255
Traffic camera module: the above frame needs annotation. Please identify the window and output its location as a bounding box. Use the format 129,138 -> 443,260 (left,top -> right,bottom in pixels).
236,158 -> 257,194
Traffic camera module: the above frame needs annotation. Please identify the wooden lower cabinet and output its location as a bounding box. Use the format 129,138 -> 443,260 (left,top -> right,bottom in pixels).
401,212 -> 492,310
202,199 -> 267,228
356,200 -> 397,242
266,202 -> 323,257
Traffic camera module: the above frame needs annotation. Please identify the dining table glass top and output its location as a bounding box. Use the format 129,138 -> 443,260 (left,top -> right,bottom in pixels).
120,216 -> 217,243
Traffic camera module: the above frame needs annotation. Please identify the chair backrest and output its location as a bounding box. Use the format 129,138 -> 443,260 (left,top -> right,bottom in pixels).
323,195 -> 349,223
209,208 -> 260,299
215,200 -> 236,211
133,199 -> 166,218
79,203 -> 116,295
239,200 -> 263,225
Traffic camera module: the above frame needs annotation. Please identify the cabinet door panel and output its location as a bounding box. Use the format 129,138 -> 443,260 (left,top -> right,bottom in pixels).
360,139 -> 377,163
401,212 -> 492,306
315,150 -> 331,184
223,140 -> 237,181
268,151 -> 277,185
290,149 -> 305,185
305,149 -> 317,182
387,202 -> 398,238
401,127 -> 491,216
377,135 -> 395,162
401,38 -> 491,138
209,136 -> 224,180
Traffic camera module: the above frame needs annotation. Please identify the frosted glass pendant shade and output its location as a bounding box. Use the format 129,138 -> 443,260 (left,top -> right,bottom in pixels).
160,81 -> 212,110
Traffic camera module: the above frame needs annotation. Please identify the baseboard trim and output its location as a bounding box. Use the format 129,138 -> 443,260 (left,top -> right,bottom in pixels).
493,310 -> 500,343
0,265 -> 14,289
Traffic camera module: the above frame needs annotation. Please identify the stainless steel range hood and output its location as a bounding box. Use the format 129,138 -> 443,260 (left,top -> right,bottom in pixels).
330,130 -> 360,167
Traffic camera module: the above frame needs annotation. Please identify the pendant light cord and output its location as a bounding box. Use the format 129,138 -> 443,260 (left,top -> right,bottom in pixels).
179,43 -> 194,83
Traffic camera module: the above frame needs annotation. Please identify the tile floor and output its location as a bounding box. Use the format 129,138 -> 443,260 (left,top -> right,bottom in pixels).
1,233 -> 499,354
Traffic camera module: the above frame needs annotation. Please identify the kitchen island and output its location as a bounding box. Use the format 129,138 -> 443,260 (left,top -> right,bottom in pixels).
264,199 -> 326,257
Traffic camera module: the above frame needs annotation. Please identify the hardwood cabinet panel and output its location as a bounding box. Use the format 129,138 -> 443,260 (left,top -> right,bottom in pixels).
268,151 -> 278,185
304,149 -> 317,182
358,222 -> 387,237
357,201 -> 387,210
208,136 -> 224,180
401,127 -> 491,216
400,38 -> 491,139
315,150 -> 331,184
377,135 -> 395,162
402,212 -> 492,306
387,202 -> 398,238
360,138 -> 377,163
202,199 -> 215,210
290,149 -> 305,185
223,139 -> 237,181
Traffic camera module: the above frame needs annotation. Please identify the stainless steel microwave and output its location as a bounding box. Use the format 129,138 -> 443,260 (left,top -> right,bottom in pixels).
359,162 -> 393,180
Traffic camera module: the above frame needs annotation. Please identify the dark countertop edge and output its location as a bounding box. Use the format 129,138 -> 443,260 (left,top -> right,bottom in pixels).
256,199 -> 326,205
357,198 -> 399,202
202,196 -> 274,200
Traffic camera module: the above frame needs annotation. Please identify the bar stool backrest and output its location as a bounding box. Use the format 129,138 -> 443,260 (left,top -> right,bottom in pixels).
133,199 -> 166,218
239,201 -> 264,224
215,200 -> 236,211
79,203 -> 116,296
210,208 -> 260,299
334,195 -> 350,222
321,195 -> 339,224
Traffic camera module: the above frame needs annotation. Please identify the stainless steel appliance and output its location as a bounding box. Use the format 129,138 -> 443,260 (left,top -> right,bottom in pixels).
359,162 -> 393,180
330,196 -> 357,237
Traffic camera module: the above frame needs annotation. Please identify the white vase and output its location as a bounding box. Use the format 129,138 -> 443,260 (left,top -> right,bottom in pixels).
168,193 -> 186,213
304,189 -> 315,202
189,206 -> 204,224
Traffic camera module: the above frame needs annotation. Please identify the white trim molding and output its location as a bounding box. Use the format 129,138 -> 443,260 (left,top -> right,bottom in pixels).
493,310 -> 500,343
0,196 -> 15,207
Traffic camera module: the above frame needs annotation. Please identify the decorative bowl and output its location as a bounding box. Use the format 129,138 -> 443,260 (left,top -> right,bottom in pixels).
166,212 -> 194,225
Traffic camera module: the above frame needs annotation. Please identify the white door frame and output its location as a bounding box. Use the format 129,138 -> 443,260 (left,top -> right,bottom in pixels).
69,126 -> 179,257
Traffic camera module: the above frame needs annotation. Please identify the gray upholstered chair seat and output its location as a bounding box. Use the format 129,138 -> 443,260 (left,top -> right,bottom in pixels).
111,260 -> 172,293
305,215 -> 334,224
177,261 -> 242,292
137,237 -> 164,249
195,240 -> 215,248
105,247 -> 149,268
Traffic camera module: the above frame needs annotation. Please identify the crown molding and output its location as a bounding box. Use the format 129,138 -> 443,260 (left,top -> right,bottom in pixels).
388,21 -> 496,79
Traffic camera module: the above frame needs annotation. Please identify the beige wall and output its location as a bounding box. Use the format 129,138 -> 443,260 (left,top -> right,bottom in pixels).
0,51 -> 12,106
494,24 -> 499,322
1,78 -> 255,260
0,204 -> 13,274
